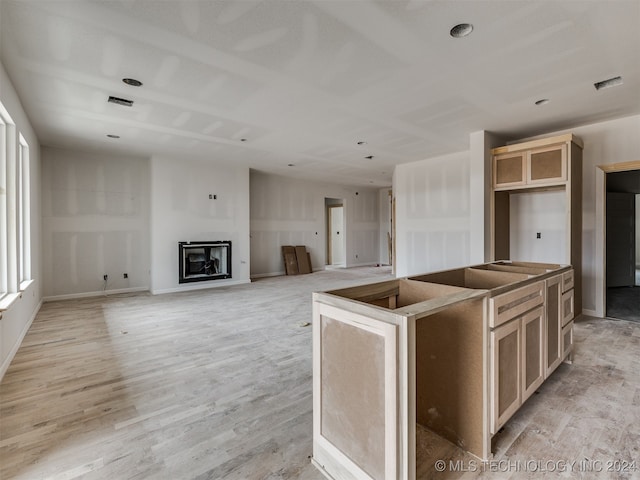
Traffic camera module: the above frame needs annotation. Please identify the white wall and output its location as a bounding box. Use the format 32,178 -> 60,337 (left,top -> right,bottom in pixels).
150,156 -> 250,293
0,62 -> 42,378
509,190 -> 566,263
41,148 -> 150,298
250,171 -> 381,277
393,150 -> 471,277
378,188 -> 391,265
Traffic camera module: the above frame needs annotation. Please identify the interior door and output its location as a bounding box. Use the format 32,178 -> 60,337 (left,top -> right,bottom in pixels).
328,205 -> 345,265
606,192 -> 636,287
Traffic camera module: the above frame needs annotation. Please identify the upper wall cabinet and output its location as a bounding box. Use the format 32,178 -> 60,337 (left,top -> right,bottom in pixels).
493,142 -> 568,190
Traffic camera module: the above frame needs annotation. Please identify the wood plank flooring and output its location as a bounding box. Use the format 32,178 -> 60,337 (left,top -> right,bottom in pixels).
1,267 -> 640,479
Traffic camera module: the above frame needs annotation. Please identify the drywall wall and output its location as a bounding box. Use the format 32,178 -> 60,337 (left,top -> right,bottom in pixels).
509,190 -> 567,264
379,188 -> 391,266
515,114 -> 640,313
249,171 -> 381,277
41,148 -> 150,298
150,156 -> 250,293
393,150 -> 471,277
0,61 -> 42,379
470,131 -> 504,263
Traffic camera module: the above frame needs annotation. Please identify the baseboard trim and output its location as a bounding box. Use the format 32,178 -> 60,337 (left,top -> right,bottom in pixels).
251,271 -> 285,279
43,287 -> 149,302
581,308 -> 599,318
151,279 -> 250,295
0,299 -> 43,381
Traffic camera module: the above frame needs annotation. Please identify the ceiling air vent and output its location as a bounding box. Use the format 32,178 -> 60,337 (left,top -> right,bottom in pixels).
594,76 -> 623,91
108,96 -> 134,107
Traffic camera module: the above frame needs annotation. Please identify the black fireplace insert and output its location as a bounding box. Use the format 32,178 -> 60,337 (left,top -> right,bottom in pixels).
179,241 -> 232,283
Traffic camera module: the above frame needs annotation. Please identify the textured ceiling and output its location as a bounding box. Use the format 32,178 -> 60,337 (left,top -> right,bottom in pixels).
1,0 -> 639,187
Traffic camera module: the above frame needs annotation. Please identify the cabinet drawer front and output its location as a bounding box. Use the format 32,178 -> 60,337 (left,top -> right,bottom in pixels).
562,290 -> 574,326
562,321 -> 574,359
562,270 -> 574,292
490,281 -> 544,328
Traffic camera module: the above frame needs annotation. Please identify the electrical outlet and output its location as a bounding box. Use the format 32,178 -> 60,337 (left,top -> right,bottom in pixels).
536,232 -> 541,239
123,273 -> 128,279
103,274 -> 108,281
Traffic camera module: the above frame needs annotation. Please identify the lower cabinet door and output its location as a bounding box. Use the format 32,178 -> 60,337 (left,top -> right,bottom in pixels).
545,275 -> 563,377
562,321 -> 574,360
521,307 -> 545,402
491,318 -> 521,434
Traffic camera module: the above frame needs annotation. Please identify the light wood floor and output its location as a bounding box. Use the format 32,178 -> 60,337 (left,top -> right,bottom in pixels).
1,267 -> 639,479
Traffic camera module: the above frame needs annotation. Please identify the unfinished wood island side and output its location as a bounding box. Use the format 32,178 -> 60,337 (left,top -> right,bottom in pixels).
312,261 -> 575,480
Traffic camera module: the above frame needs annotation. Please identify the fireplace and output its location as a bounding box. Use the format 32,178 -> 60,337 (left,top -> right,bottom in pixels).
179,241 -> 232,283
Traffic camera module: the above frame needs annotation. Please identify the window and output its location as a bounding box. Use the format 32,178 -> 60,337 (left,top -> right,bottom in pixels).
18,134 -> 30,285
0,100 -> 29,307
0,114 -> 7,299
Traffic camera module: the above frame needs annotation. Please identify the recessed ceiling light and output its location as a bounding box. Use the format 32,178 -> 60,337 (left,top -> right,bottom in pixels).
357,141 -> 367,145
108,96 -> 134,107
365,155 -> 374,159
122,78 -> 143,87
450,23 -> 473,38
106,134 -> 120,139
535,99 -> 549,106
594,76 -> 623,91
287,163 -> 295,167
240,138 -> 247,142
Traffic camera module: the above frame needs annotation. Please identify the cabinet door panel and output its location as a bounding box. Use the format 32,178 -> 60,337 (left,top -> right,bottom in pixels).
522,307 -> 545,401
545,276 -> 563,377
491,319 -> 521,434
528,145 -> 566,184
494,152 -> 526,189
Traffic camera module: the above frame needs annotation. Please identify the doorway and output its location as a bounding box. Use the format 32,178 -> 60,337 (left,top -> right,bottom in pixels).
326,198 -> 345,266
605,170 -> 640,322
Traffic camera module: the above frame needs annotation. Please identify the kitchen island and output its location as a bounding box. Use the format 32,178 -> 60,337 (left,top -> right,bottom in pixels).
312,261 -> 575,480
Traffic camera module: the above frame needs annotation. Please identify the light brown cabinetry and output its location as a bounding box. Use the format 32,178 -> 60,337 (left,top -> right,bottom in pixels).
491,306 -> 545,434
494,151 -> 526,189
521,307 -> 545,399
561,273 -> 575,362
313,262 -> 574,480
491,134 -> 582,316
545,275 -> 563,376
491,318 -> 521,433
494,144 -> 567,190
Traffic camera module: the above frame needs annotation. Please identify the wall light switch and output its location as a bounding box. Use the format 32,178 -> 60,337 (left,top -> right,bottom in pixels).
536,232 -> 541,239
